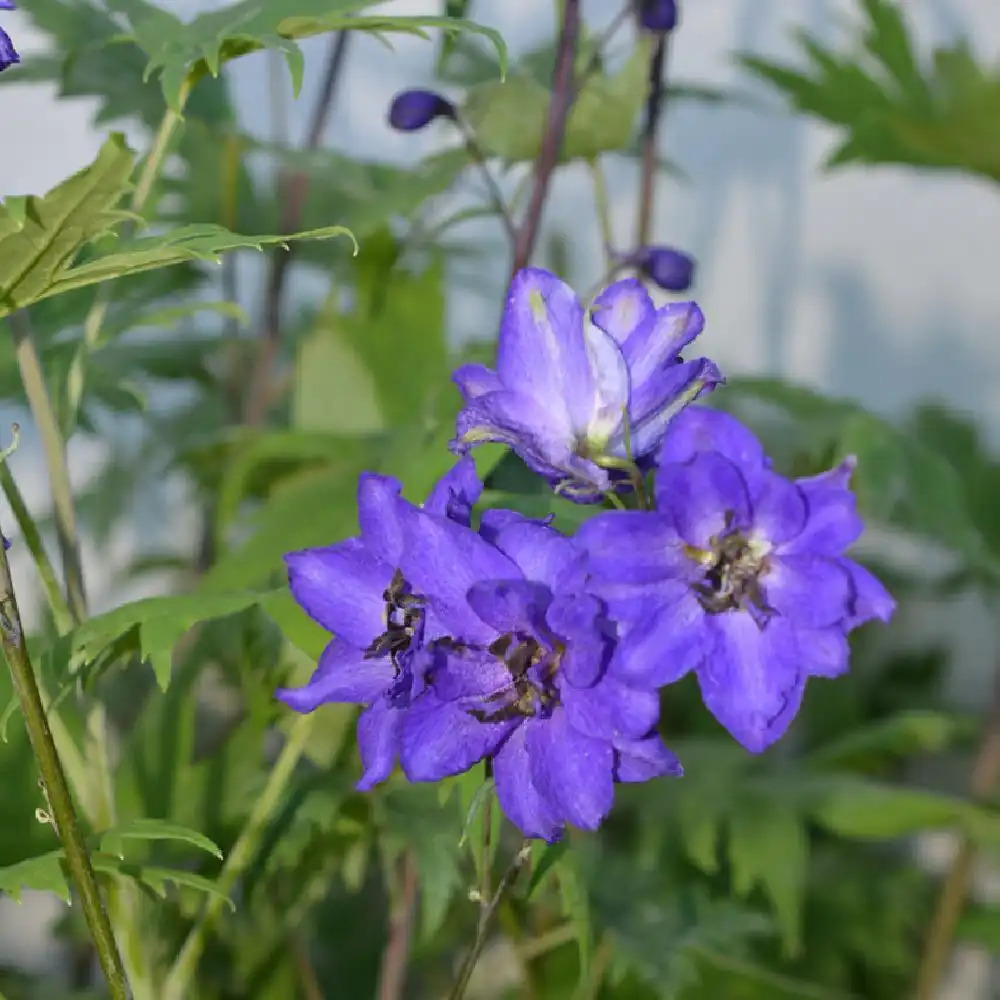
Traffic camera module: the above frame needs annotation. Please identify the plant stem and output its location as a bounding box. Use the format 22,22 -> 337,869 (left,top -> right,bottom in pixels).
9,313 -> 87,621
588,160 -> 615,268
448,840 -> 532,1000
0,503 -> 128,1000
243,31 -> 351,427
510,0 -> 582,275
913,674 -> 1000,1000
376,848 -> 420,1000
636,33 -> 671,249
453,115 -> 517,245
162,712 -> 316,1000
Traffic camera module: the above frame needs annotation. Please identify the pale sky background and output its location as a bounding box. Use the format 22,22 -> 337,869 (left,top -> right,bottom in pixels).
1,0 -> 999,993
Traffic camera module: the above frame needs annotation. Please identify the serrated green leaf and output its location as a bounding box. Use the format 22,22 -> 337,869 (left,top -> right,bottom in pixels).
65,589 -> 282,689
727,796 -> 807,956
113,0 -> 505,111
0,134 -> 135,313
89,854 -> 234,910
0,851 -> 70,903
99,818 -> 223,860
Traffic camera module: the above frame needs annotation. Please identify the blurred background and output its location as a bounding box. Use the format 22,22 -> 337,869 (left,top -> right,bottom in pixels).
1,1 -> 999,998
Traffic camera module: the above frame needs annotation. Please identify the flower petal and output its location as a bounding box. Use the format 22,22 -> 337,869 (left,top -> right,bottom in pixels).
562,676 -> 659,741
656,451 -> 752,546
795,627 -> 850,678
841,558 -> 896,627
622,301 -> 705,388
619,357 -> 723,459
400,695 -> 514,781
765,554 -> 854,628
749,471 -> 808,545
276,640 -> 392,711
467,579 -> 551,636
546,594 -> 611,687
785,461 -> 864,555
659,407 -> 769,475
590,277 -> 654,345
430,645 -> 511,701
577,511 -> 688,585
356,700 -> 403,790
526,711 -> 615,830
697,613 -> 804,753
402,511 -> 519,643
453,362 -> 503,400
497,268 -> 590,424
487,516 -> 586,592
285,540 -> 387,647
611,587 -> 709,687
493,726 -> 563,841
357,472 -> 406,564
581,319 -> 630,442
423,456 -> 482,526
613,734 -> 684,782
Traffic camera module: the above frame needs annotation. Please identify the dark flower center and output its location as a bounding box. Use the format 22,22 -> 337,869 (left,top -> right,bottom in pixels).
364,568 -> 426,676
467,632 -> 561,724
688,511 -> 774,625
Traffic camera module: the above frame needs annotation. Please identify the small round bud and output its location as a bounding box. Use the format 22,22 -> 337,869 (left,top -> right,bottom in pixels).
387,89 -> 456,132
636,245 -> 695,291
637,0 -> 678,33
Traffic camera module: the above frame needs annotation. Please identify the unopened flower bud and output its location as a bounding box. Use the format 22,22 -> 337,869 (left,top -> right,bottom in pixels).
637,0 -> 678,33
387,89 -> 456,132
636,245 -> 695,292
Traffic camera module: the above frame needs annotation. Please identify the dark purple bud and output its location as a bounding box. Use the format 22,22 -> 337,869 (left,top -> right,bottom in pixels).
387,89 -> 456,132
638,0 -> 678,32
0,26 -> 18,72
2,535 -> 9,551
636,245 -> 695,291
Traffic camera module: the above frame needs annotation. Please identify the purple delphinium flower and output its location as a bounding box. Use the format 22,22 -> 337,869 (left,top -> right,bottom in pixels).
0,0 -> 19,74
637,0 -> 678,33
634,245 -> 695,292
387,89 -> 455,131
577,407 -> 895,753
451,268 -> 722,501
275,458 -> 482,790
396,507 -> 681,842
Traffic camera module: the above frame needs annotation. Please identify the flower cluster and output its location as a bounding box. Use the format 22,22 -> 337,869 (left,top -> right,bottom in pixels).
277,267 -> 894,842
0,1 -> 19,73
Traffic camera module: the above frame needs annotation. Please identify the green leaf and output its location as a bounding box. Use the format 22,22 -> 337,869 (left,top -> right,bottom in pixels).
99,818 -> 223,860
0,134 -> 135,314
956,903 -> 1000,952
741,0 -> 1000,184
0,133 -> 355,318
65,589 -> 282,689
113,0 -> 506,111
805,776 -> 1000,844
806,710 -> 970,771
727,796 -> 808,956
555,848 -> 592,980
463,38 -> 651,163
0,851 -> 71,903
89,854 -> 234,910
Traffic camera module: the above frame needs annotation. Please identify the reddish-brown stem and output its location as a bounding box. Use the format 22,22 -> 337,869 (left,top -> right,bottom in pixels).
636,32 -> 671,248
376,850 -> 421,1000
510,0 -> 582,276
242,31 -> 352,426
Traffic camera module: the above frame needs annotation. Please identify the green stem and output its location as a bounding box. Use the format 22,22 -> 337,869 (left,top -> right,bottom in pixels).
588,160 -> 615,268
9,314 -> 87,620
0,506 -> 128,1000
161,712 -> 316,1000
448,840 -> 532,1000
0,449 -> 73,634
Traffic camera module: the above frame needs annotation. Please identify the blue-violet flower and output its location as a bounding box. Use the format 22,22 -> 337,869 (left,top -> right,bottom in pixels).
396,507 -> 681,841
275,458 -> 482,790
451,267 -> 722,501
578,407 -> 895,752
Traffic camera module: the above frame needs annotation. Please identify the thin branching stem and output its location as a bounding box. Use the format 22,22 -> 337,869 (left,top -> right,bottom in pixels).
636,33 -> 672,249
0,460 -> 128,999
